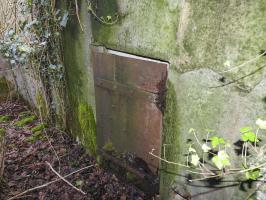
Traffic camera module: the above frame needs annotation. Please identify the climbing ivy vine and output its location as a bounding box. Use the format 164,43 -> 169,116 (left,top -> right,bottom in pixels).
0,0 -> 68,123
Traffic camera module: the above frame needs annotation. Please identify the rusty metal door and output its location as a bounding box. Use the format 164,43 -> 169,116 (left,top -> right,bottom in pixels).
92,48 -> 168,173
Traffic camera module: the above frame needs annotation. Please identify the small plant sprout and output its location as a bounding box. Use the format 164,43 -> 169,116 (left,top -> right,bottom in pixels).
212,150 -> 231,170
149,118 -> 266,187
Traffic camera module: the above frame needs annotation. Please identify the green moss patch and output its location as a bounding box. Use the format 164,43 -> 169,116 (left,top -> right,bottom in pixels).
0,115 -> 12,122
0,128 -> 5,138
31,123 -> 45,133
15,115 -> 37,127
160,81 -> 181,200
78,103 -> 97,156
25,131 -> 45,143
0,77 -> 9,102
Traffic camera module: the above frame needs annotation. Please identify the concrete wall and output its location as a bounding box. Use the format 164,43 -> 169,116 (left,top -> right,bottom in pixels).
1,0 -> 262,199
61,0 -> 266,199
59,0 -> 96,155
0,57 -> 50,119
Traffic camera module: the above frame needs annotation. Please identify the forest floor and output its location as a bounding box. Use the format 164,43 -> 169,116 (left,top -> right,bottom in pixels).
0,100 -> 145,200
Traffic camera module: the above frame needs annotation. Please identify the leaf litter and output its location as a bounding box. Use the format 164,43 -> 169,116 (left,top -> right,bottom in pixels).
0,100 -> 146,200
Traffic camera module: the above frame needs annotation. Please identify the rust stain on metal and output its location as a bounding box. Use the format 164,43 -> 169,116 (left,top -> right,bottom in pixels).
92,48 -> 168,174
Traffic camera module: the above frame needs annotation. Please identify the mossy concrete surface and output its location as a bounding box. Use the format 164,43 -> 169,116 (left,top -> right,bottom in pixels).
90,1 -> 266,199
59,0 -> 96,156
0,77 -> 9,102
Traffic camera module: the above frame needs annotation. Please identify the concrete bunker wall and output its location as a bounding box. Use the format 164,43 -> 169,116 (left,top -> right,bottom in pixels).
60,1 -> 266,199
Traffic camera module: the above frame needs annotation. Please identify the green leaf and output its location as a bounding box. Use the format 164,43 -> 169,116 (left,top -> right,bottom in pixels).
87,4 -> 92,11
188,128 -> 195,133
191,154 -> 200,166
189,147 -> 196,153
210,137 -> 225,148
256,119 -> 266,129
224,60 -> 231,67
75,180 -> 83,187
240,126 -> 253,133
245,169 -> 261,180
241,132 -> 257,142
212,150 -> 230,170
106,15 -> 112,21
202,144 -> 211,153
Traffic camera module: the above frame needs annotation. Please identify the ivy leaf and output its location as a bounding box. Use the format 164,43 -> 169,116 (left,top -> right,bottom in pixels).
212,150 -> 230,170
224,60 -> 231,67
240,126 -> 253,133
256,119 -> 266,130
191,154 -> 200,166
87,3 -> 92,11
210,137 -> 225,148
245,169 -> 261,180
75,180 -> 83,187
202,144 -> 211,153
189,147 -> 196,153
241,132 -> 257,142
188,128 -> 195,133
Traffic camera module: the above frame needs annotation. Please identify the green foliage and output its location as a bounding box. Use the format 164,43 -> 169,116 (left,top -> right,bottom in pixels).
245,169 -> 261,180
31,123 -> 45,133
0,0 -> 68,123
25,131 -> 45,143
241,131 -> 257,142
201,143 -> 211,153
78,103 -> 97,156
240,126 -> 253,133
210,136 -> 225,148
181,118 -> 266,185
0,115 -> 11,122
0,128 -> 5,137
212,150 -> 230,169
15,115 -> 36,127
190,154 -> 200,166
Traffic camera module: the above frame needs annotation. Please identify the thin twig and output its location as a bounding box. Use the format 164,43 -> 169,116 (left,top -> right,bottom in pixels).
220,51 -> 266,73
75,0 -> 84,32
7,164 -> 94,200
210,64 -> 266,88
149,149 -> 201,170
87,1 -> 118,25
45,161 -> 86,195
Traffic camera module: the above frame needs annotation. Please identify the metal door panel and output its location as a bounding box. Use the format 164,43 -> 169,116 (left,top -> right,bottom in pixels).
92,48 -> 168,173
